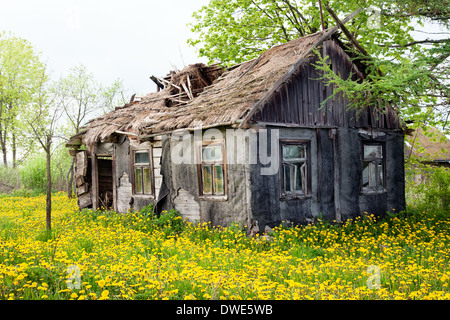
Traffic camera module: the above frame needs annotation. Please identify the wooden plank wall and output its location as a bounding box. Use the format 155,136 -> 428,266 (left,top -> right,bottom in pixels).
252,40 -> 401,130
153,136 -> 163,199
75,150 -> 92,209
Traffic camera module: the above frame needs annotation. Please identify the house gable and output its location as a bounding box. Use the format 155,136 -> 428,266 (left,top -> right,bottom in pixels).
250,39 -> 402,130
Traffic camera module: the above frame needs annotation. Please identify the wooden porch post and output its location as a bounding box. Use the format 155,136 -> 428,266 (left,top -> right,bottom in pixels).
330,128 -> 342,223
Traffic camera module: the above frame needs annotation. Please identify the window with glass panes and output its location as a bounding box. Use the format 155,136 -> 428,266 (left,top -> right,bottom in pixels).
361,143 -> 385,193
281,141 -> 309,197
132,149 -> 153,195
198,142 -> 226,196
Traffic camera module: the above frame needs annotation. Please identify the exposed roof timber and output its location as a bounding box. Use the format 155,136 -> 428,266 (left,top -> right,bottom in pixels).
114,130 -> 138,137
238,7 -> 363,128
325,5 -> 368,57
325,5 -> 383,77
150,76 -> 164,90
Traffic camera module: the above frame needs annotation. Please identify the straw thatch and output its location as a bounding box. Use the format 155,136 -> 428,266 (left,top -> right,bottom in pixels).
147,31 -> 326,134
78,31 -> 328,148
80,62 -> 225,147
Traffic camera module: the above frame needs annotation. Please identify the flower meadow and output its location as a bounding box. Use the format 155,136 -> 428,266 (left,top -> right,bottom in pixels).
0,193 -> 449,300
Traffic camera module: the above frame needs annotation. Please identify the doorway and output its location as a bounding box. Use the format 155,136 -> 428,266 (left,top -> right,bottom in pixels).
97,156 -> 114,210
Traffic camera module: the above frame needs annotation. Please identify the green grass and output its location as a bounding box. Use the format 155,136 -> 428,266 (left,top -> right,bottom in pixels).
0,193 -> 450,300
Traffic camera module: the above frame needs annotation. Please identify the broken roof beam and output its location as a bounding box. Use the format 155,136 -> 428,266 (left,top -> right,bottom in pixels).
150,76 -> 164,91
326,5 -> 383,77
181,80 -> 194,100
114,130 -> 138,137
187,75 -> 194,98
325,6 -> 369,57
158,77 -> 182,91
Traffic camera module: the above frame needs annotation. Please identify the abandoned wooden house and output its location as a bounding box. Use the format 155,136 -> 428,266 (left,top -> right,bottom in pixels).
66,26 -> 406,232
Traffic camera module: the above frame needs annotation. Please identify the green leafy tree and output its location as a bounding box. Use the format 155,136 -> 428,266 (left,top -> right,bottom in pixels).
188,0 -> 415,65
54,64 -> 125,136
189,0 -> 449,148
311,1 -> 449,141
0,32 -> 46,167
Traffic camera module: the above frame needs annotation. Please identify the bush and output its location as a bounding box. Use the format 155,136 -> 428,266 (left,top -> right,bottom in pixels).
406,165 -> 450,214
17,146 -> 72,194
19,155 -> 47,194
122,204 -> 186,237
0,165 -> 19,194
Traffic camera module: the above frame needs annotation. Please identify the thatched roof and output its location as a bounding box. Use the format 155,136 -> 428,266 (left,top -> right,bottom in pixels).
77,30 -> 335,148
80,62 -> 225,147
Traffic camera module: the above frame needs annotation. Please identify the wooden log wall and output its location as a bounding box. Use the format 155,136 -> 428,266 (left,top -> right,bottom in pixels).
75,150 -> 92,209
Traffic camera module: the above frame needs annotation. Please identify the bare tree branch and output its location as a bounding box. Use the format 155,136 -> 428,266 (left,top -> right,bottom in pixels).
377,38 -> 449,48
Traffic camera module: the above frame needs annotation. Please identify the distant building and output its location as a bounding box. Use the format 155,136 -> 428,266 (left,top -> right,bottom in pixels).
405,127 -> 450,168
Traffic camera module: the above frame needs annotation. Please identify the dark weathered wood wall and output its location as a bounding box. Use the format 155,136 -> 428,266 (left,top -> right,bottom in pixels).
75,150 -> 92,209
252,40 -> 401,130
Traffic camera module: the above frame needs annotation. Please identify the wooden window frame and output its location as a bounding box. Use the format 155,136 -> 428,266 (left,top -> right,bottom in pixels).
196,140 -> 228,200
361,142 -> 386,194
130,147 -> 155,197
280,139 -> 311,200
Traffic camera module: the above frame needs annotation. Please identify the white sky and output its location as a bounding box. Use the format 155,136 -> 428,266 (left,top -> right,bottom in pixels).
0,1 -> 446,99
0,0 -> 210,97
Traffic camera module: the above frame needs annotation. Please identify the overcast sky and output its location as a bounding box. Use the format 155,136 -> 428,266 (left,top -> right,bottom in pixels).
0,0 -> 210,97
1,1 -> 447,98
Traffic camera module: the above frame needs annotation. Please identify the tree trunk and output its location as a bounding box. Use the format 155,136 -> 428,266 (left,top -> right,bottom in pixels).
46,136 -> 52,232
0,101 -> 6,167
0,128 -> 7,167
12,133 -> 16,168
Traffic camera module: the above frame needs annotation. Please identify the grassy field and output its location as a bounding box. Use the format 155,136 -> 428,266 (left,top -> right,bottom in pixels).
0,193 -> 449,300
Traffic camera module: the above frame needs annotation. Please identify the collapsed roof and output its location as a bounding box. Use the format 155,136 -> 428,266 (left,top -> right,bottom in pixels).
73,30 -> 339,148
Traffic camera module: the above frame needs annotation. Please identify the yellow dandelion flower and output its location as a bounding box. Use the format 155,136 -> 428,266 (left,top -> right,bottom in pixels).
99,290 -> 109,300
98,279 -> 106,288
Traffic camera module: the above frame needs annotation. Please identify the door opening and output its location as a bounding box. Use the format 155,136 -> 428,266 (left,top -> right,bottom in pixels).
97,156 -> 114,210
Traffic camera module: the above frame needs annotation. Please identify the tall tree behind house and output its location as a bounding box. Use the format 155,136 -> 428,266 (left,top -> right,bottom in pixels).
188,0 -> 449,138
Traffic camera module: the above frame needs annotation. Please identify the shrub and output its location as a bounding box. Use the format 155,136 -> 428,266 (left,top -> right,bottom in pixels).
406,165 -> 450,214
122,204 -> 186,238
19,154 -> 47,194
16,146 -> 72,194
0,165 -> 19,194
